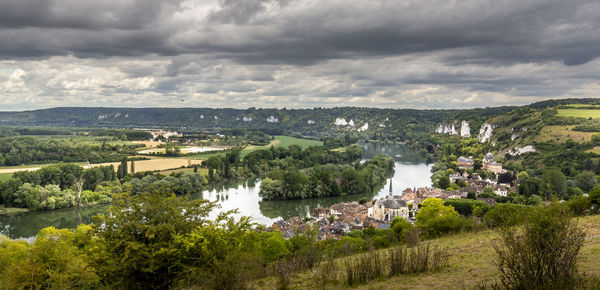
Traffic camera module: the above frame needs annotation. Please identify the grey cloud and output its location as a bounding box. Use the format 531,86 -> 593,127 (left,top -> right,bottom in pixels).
2,0 -> 600,110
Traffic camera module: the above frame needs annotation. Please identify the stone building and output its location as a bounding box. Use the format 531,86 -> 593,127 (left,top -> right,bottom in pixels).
482,152 -> 503,174
457,156 -> 474,169
369,195 -> 409,222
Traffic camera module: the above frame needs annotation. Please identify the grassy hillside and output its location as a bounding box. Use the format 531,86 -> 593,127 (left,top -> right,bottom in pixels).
254,214 -> 600,289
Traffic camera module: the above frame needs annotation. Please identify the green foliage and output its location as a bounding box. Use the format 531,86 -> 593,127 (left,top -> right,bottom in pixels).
0,135 -> 138,166
483,203 -> 530,228
416,198 -> 471,237
575,171 -> 598,192
91,190 -> 233,288
259,152 -> 392,200
444,198 -> 490,217
0,226 -> 100,289
543,168 -> 568,198
494,203 -> 586,289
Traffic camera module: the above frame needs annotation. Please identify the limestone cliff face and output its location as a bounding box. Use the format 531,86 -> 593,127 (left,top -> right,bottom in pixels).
460,120 -> 471,137
335,118 -> 348,126
477,122 -> 493,143
508,145 -> 536,156
436,123 -> 458,135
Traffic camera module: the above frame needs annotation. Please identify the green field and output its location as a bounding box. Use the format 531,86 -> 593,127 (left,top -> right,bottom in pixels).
0,173 -> 12,181
254,215 -> 600,289
187,135 -> 323,159
272,135 -> 323,148
557,109 -> 600,119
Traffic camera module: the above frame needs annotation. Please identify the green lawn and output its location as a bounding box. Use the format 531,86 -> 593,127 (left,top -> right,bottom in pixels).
557,109 -> 600,119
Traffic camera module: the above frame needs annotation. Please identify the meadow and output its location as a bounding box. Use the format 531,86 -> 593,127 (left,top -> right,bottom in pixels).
557,108 -> 600,119
536,125 -> 597,143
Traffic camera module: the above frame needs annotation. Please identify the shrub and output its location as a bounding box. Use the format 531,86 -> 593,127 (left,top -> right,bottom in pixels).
567,195 -> 591,216
444,198 -> 490,217
494,203 -> 586,289
483,203 -> 529,228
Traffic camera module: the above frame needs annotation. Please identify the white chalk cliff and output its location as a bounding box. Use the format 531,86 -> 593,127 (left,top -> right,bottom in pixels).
477,123 -> 493,143
460,120 -> 471,137
335,118 -> 348,126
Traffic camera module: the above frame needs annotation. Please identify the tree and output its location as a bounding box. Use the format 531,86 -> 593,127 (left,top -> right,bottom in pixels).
416,198 -> 459,226
130,160 -> 135,174
437,175 -> 450,189
574,171 -> 597,192
543,169 -> 567,199
517,171 -> 529,181
117,158 -> 128,179
74,178 -> 84,206
91,189 -> 245,288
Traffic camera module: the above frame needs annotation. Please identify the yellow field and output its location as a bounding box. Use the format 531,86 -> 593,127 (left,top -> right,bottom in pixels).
536,125 -> 596,143
90,158 -> 203,172
255,215 -> 600,289
557,109 -> 600,119
0,158 -> 203,175
587,146 -> 600,155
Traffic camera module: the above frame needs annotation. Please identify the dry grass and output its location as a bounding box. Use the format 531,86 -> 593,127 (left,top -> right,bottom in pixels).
587,146 -> 600,155
253,215 -> 600,289
536,125 -> 596,143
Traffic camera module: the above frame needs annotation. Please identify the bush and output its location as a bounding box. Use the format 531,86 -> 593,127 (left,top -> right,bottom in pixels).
494,203 -> 586,289
483,203 -> 529,228
421,214 -> 473,237
567,195 -> 591,216
444,198 -> 490,217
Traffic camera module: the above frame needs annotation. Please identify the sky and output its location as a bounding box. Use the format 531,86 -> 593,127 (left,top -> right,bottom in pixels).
1,0 -> 599,110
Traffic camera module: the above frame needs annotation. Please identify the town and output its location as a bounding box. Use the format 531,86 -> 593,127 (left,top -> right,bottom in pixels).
271,152 -> 517,239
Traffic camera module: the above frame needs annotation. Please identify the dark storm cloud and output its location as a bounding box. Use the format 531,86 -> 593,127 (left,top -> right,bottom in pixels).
0,0 -> 598,66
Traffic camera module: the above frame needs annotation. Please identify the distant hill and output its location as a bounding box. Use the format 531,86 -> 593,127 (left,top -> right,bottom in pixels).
0,99 -> 597,139
0,106 -> 510,139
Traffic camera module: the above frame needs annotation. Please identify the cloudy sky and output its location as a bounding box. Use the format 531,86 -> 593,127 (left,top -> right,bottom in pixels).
1,0 -> 599,110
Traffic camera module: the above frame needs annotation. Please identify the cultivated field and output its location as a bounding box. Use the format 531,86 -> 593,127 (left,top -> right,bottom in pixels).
557,108 -> 600,119
90,158 -> 203,172
536,125 -> 596,143
254,215 -> 600,289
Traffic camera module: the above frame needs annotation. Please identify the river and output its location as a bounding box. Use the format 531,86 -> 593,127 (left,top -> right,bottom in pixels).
0,143 -> 432,240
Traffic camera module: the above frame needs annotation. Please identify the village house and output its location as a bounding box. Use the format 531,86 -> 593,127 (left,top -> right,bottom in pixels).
457,156 -> 474,169
494,184 -> 508,196
482,152 -> 503,174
